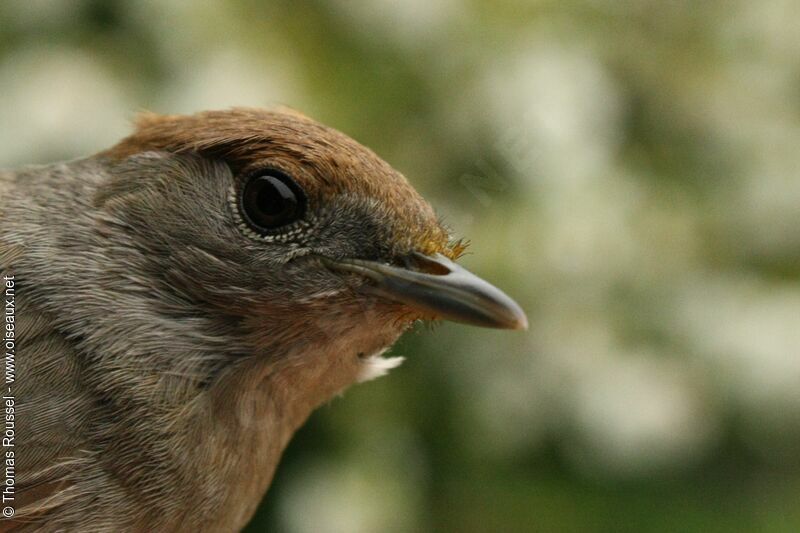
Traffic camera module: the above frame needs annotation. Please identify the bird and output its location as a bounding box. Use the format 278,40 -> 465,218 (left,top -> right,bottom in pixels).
0,107 -> 527,532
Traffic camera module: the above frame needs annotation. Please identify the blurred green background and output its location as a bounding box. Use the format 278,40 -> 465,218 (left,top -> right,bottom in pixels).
2,1 -> 799,531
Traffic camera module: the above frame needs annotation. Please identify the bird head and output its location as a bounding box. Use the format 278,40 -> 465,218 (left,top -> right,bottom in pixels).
94,109 -> 526,391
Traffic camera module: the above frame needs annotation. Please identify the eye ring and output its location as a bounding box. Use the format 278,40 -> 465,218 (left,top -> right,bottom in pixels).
239,169 -> 307,233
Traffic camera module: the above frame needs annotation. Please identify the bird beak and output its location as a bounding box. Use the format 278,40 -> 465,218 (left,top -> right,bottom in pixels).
322,252 -> 528,330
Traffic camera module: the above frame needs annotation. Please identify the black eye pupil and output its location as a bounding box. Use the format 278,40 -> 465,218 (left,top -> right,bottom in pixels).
256,178 -> 294,217
240,172 -> 306,232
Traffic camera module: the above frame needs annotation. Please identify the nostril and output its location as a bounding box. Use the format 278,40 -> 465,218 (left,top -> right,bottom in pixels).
407,253 -> 453,276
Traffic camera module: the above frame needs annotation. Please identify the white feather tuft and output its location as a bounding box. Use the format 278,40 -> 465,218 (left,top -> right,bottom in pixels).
357,352 -> 405,383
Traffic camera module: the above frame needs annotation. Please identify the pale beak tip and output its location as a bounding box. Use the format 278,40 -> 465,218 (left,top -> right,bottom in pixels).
499,302 -> 528,331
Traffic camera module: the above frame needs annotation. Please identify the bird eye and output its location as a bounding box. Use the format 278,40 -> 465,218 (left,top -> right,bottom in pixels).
239,170 -> 306,232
